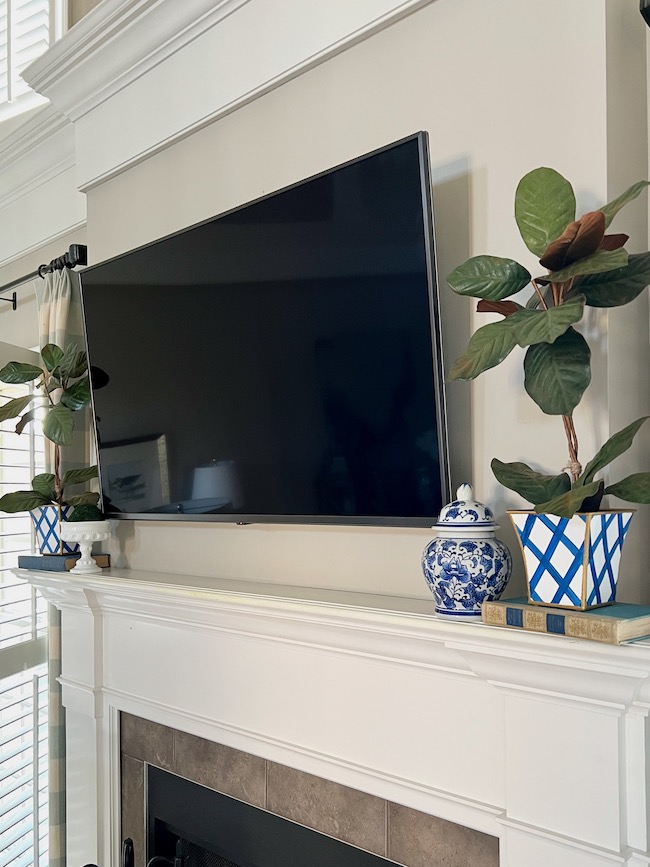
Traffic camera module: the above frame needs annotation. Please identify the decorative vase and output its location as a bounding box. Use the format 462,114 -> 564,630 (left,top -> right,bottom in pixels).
58,521 -> 112,574
509,510 -> 635,610
422,484 -> 512,618
30,505 -> 79,555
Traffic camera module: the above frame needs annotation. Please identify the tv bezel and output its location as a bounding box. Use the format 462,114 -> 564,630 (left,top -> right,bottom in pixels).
80,131 -> 451,527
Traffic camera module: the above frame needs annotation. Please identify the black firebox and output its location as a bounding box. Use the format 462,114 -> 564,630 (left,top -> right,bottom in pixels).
146,766 -> 398,867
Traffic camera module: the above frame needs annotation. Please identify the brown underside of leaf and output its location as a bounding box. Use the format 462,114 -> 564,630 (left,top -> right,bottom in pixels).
476,299 -> 521,317
598,233 -> 629,251
539,210 -> 605,271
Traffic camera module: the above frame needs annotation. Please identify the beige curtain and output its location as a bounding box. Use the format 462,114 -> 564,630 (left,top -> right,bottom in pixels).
34,267 -> 86,867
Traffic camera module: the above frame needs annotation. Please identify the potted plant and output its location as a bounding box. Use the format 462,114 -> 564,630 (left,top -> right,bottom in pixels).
0,343 -> 99,554
447,168 -> 650,609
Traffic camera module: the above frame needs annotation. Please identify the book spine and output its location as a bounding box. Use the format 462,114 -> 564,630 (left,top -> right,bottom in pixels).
482,601 -> 618,644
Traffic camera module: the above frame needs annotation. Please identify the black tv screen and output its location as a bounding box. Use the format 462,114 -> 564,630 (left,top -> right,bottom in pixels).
80,132 -> 450,526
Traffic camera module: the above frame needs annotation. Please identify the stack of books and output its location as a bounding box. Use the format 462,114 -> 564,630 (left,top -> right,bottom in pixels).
17,553 -> 111,572
482,597 -> 650,645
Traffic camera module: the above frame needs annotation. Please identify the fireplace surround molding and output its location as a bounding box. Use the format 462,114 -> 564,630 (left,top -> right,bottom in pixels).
15,565 -> 650,867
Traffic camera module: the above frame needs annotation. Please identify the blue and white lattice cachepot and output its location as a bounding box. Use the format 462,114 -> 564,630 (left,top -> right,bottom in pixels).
30,504 -> 79,555
509,510 -> 635,610
422,484 -> 512,618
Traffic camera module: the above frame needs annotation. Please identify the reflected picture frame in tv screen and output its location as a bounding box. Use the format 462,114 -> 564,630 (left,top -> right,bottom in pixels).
80,131 -> 450,526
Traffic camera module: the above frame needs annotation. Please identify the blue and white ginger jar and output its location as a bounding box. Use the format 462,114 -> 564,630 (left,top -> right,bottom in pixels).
422,484 -> 512,619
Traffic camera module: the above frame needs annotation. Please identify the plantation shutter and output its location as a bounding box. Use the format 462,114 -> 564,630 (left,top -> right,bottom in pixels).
0,341 -> 48,867
0,0 -> 51,106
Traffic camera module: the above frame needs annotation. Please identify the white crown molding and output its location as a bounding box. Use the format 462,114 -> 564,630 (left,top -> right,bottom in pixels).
0,104 -> 75,206
20,0 -> 436,190
0,221 -> 86,271
23,0 -> 253,122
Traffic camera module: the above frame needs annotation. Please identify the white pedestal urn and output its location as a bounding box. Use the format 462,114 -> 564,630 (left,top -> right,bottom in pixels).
58,520 -> 112,574
509,510 -> 635,610
422,484 -> 512,618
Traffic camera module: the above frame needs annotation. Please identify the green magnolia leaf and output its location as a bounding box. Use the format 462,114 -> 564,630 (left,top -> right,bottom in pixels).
57,343 -> 80,382
507,295 -> 585,347
578,417 -> 648,487
60,376 -> 91,411
491,458 -> 571,505
524,327 -> 591,415
537,248 -> 628,284
65,351 -> 88,380
0,394 -> 33,423
42,404 -> 75,446
575,252 -> 650,307
605,473 -> 650,504
447,256 -> 531,300
0,361 -> 43,384
515,168 -> 576,257
448,321 -> 517,381
15,406 -> 46,436
601,181 -> 650,228
62,466 -> 98,488
535,480 -> 602,518
32,473 -> 56,500
0,490 -> 52,513
41,344 -> 64,374
65,491 -> 100,507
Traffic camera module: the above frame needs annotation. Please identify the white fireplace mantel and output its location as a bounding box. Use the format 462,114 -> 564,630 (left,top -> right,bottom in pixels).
16,566 -> 650,867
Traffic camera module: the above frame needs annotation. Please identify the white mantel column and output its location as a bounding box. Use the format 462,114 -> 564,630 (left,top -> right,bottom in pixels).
449,635 -> 650,866
52,585 -> 108,867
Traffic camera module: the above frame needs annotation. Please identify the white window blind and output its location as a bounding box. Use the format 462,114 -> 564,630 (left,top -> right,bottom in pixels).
0,346 -> 48,867
0,0 -> 62,119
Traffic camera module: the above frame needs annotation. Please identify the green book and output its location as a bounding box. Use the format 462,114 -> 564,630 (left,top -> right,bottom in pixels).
482,597 -> 650,644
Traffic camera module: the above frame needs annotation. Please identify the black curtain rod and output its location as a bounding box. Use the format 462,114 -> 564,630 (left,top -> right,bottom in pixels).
0,244 -> 88,311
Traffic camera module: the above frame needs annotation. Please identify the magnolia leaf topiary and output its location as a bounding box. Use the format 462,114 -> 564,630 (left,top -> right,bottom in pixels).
537,248 -> 628,284
506,295 -> 585,347
491,459 -> 571,505
577,417 -> 649,487
448,320 -> 517,381
523,328 -> 591,415
534,480 -> 603,517
515,168 -> 576,257
605,473 -> 650,504
447,255 -> 531,300
601,180 -> 650,228
575,252 -> 650,307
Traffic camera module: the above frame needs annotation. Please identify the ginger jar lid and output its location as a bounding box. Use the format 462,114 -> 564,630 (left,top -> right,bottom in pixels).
437,484 -> 496,527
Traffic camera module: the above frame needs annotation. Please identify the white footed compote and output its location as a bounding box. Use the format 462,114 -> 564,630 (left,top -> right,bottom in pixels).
59,520 -> 112,574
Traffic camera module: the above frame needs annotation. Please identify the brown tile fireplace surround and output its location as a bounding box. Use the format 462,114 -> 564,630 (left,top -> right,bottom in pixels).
120,713 -> 499,867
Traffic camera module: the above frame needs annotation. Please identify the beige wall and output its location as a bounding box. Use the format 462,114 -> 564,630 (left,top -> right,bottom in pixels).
84,0 -> 649,601
3,0 -> 649,601
69,0 -> 102,27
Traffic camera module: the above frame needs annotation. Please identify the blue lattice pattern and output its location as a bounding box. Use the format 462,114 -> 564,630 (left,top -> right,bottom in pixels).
510,511 -> 634,610
30,505 -> 79,555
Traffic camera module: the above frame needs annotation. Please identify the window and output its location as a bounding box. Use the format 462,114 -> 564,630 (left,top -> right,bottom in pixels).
0,358 -> 48,867
0,0 -> 63,121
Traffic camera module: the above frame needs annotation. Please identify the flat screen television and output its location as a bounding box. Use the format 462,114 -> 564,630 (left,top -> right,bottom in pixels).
80,132 -> 450,526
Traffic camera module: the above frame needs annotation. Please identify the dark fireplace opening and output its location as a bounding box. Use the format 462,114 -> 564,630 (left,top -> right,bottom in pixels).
146,766 -> 399,867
